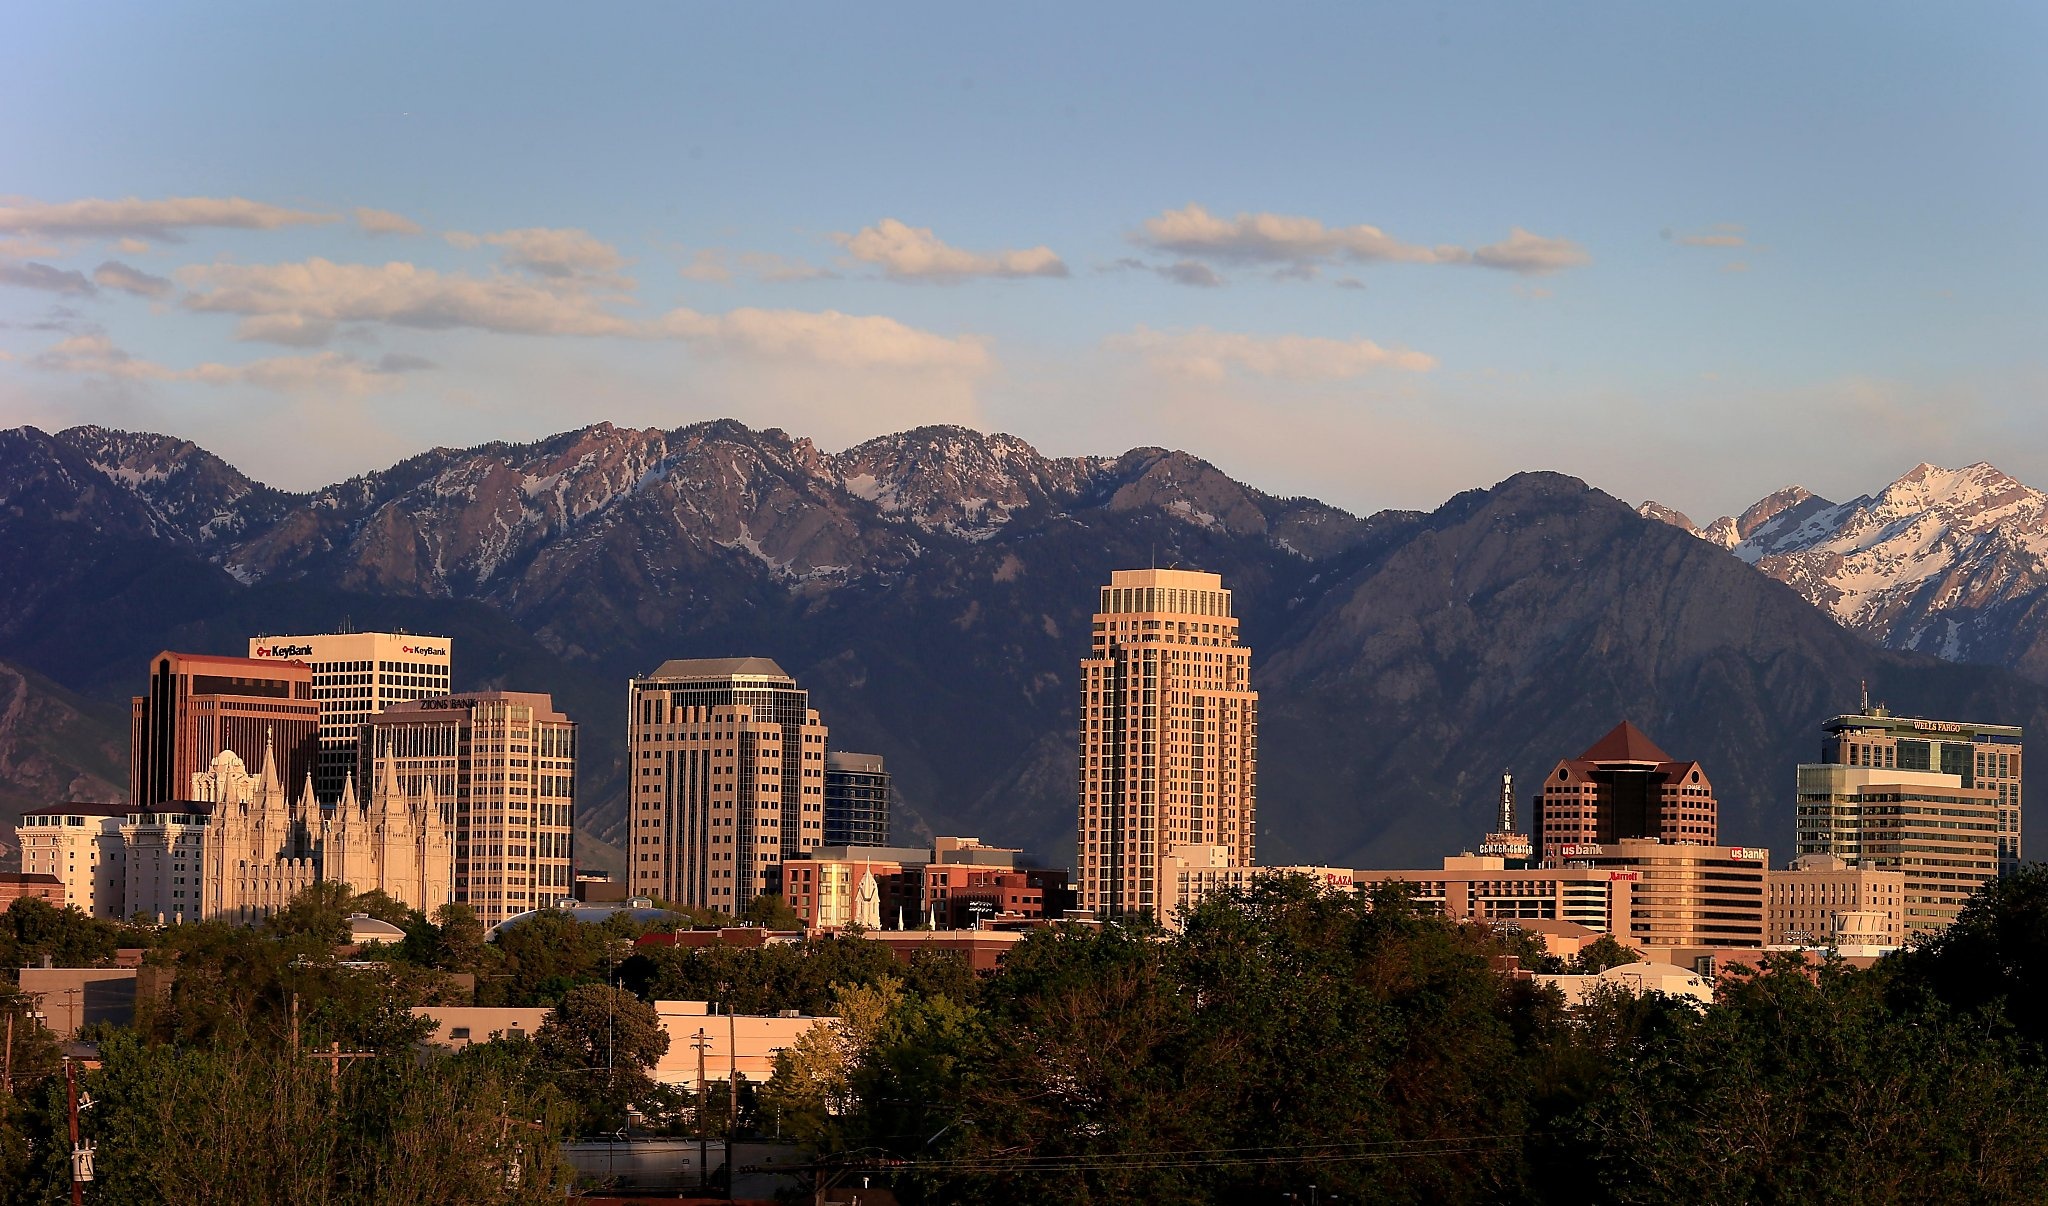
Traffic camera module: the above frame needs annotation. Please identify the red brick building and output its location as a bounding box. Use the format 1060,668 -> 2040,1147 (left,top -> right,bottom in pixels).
1537,722 -> 1719,861
130,652 -> 318,807
0,873 -> 66,909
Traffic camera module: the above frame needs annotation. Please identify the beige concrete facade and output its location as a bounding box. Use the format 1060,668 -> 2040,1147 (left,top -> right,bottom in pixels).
1362,856 -> 1617,932
1159,843 -> 1354,932
1767,853 -> 1906,948
19,804 -> 128,919
249,631 -> 452,804
1793,762 -> 1997,937
363,692 -> 577,928
1571,839 -> 1769,950
626,659 -> 828,913
650,1001 -> 839,1086
1078,569 -> 1257,920
411,1006 -> 550,1049
1817,711 -> 2022,873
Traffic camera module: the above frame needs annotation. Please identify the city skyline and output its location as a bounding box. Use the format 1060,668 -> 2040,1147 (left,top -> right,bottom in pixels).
2,5 -> 2043,523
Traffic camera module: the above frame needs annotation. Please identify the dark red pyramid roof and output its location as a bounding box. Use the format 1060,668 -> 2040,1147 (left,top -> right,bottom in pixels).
1578,721 -> 1673,765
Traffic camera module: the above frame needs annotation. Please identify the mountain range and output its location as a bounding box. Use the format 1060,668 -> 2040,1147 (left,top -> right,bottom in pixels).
3,420 -> 2046,873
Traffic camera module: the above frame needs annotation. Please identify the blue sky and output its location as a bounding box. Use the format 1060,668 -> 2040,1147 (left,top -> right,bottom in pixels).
2,2 -> 2043,521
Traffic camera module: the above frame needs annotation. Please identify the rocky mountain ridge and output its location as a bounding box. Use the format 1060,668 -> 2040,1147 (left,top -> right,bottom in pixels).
4,422 -> 2045,872
1644,462 -> 2048,679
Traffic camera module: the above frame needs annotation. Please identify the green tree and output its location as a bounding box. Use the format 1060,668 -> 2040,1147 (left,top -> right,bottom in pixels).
1567,934 -> 1641,974
742,893 -> 802,930
535,983 -> 672,1135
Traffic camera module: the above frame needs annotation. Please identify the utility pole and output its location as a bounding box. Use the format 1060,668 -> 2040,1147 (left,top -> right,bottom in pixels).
691,1027 -> 712,1190
65,1058 -> 87,1206
5,1009 -> 14,1096
726,1003 -> 738,1200
309,1041 -> 374,1089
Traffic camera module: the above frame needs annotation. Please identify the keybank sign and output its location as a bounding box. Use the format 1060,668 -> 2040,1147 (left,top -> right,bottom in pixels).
253,644 -> 314,659
401,644 -> 448,657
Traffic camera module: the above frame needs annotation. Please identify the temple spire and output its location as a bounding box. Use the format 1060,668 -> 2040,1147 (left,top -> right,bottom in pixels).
338,770 -> 359,816
258,725 -> 281,793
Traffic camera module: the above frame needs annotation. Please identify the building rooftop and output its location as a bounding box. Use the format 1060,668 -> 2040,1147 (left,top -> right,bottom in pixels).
21,802 -> 132,818
826,751 -> 887,773
1824,711 -> 2023,739
1577,721 -> 1674,765
642,656 -> 793,681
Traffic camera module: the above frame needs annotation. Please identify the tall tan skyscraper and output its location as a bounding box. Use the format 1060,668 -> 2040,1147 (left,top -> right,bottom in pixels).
361,692 -> 577,927
1077,568 -> 1257,920
626,658 -> 829,913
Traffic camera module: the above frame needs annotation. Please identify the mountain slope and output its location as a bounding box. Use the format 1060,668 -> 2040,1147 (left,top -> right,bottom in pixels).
1266,473 -> 2048,865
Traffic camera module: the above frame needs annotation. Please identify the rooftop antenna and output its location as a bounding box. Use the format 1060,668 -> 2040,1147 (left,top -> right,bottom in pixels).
1860,679 -> 1869,714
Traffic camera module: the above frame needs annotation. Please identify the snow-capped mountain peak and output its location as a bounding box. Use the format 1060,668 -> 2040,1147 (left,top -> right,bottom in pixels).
1644,462 -> 2048,666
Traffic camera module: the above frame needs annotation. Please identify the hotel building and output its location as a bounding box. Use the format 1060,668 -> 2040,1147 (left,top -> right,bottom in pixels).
1361,857 -> 1616,933
1364,839 -> 1769,951
18,803 -> 129,919
1078,568 -> 1257,920
625,658 -> 828,912
823,752 -> 892,847
1818,710 -> 2021,874
1537,722 -> 1719,860
361,692 -> 577,927
249,631 -> 452,802
1793,762 -> 1997,937
130,652 -> 319,807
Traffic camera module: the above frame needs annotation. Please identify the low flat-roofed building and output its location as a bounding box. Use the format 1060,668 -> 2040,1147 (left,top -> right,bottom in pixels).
1160,844 -> 1355,932
0,873 -> 66,910
860,928 -> 1031,974
411,1006 -> 550,1049
20,967 -> 148,1038
1768,853 -> 1906,949
650,1001 -> 838,1085
1359,856 -> 1615,933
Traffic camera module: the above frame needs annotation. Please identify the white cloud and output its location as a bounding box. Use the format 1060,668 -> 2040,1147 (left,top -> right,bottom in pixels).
0,195 -> 335,240
652,306 -> 991,371
0,262 -> 96,296
113,238 -> 150,255
835,219 -> 1067,283
1133,204 -> 1590,278
678,249 -> 732,283
355,207 -> 424,236
473,227 -> 629,283
92,260 -> 175,299
178,258 -> 636,339
1108,326 -> 1436,381
1471,227 -> 1592,275
1134,203 -> 1464,267
233,314 -> 340,346
33,332 -> 429,394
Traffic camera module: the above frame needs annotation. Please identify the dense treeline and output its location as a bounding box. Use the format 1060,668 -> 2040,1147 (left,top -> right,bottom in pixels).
759,874 -> 2048,1205
3,873 -> 2048,1201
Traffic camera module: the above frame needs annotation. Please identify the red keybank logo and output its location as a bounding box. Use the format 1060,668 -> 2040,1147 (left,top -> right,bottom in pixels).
253,644 -> 313,659
401,644 -> 447,657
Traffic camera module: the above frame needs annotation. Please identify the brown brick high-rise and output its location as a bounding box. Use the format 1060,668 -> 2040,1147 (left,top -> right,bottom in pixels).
1077,569 -> 1257,920
1537,721 -> 1719,860
130,652 -> 318,807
